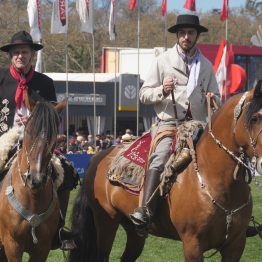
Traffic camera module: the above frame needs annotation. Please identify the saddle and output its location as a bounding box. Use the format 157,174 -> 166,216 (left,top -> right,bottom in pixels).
107,120 -> 206,194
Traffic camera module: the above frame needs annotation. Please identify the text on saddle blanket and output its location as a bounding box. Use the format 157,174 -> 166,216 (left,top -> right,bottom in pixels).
123,132 -> 152,167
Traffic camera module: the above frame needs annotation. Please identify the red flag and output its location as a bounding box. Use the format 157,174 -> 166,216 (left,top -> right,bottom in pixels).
129,0 -> 136,10
220,0 -> 229,21
162,0 -> 167,16
183,0 -> 196,11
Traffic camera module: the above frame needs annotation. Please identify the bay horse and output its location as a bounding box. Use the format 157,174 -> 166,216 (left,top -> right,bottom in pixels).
70,80 -> 262,262
0,97 -> 66,261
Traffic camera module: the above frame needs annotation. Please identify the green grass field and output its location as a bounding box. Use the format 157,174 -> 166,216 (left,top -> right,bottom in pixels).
23,177 -> 262,261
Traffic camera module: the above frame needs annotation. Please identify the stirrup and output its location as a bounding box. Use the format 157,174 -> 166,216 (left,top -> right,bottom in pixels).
170,148 -> 191,173
129,206 -> 151,226
59,227 -> 77,251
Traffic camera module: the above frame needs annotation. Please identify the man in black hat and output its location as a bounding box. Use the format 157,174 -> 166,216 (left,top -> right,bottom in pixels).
129,14 -> 221,237
0,30 -> 78,250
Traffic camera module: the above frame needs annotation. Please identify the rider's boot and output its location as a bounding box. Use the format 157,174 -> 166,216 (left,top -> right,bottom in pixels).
129,169 -> 161,238
170,147 -> 192,174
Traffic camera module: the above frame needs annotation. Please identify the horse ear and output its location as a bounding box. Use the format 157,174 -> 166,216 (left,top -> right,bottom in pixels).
55,98 -> 67,114
253,79 -> 262,98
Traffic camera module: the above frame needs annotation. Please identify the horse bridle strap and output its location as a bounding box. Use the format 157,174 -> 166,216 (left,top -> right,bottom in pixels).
5,165 -> 57,244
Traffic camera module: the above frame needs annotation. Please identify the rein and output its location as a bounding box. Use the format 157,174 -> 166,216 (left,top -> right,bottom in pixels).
5,160 -> 57,244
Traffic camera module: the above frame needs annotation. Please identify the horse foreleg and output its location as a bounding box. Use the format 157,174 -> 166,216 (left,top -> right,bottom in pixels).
120,219 -> 145,262
28,247 -> 50,262
2,237 -> 23,262
182,235 -> 204,262
220,233 -> 246,262
0,246 -> 7,262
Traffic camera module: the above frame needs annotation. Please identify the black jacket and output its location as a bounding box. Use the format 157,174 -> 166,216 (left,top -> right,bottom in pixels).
0,68 -> 57,135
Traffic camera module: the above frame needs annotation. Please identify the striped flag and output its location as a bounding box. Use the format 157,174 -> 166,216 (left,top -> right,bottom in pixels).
220,0 -> 229,21
109,0 -> 117,41
162,0 -> 167,16
183,0 -> 196,11
76,0 -> 94,33
129,0 -> 136,10
27,0 -> 41,42
50,0 -> 68,34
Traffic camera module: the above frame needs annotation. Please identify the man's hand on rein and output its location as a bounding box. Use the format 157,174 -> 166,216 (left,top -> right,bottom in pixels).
163,75 -> 177,96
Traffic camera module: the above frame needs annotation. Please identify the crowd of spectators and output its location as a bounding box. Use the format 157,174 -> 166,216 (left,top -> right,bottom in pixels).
56,128 -> 135,155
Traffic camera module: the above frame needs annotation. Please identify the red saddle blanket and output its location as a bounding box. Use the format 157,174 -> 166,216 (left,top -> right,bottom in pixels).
123,132 -> 152,167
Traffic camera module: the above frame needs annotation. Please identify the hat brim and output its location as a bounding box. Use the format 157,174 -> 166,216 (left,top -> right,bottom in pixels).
168,24 -> 208,33
0,42 -> 43,52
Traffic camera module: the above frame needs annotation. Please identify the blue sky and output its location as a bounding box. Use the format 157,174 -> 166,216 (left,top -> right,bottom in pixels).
160,0 -> 247,13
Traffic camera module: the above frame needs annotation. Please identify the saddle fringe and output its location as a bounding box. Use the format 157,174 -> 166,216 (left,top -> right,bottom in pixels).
107,120 -> 206,194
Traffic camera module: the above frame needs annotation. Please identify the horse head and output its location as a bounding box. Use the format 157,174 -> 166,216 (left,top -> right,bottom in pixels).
233,79 -> 262,174
21,99 -> 65,189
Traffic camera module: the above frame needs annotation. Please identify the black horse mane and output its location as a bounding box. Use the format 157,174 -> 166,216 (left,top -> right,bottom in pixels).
245,79 -> 262,130
25,101 -> 60,148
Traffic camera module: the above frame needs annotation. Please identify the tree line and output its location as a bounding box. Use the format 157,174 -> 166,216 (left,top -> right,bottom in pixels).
0,0 -> 261,73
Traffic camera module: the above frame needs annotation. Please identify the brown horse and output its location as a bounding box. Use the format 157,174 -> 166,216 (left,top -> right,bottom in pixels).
69,81 -> 262,262
0,98 -> 66,261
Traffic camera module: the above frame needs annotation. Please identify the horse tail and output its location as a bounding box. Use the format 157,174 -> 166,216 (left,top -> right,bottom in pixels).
69,178 -> 97,262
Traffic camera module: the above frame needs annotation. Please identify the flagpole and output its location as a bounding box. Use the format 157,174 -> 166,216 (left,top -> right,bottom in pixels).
224,15 -> 228,102
92,33 -> 96,140
136,0 -> 141,137
114,46 -> 117,142
164,10 -> 167,51
65,32 -> 69,152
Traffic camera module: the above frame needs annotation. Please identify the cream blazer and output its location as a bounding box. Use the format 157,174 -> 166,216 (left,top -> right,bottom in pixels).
139,44 -> 220,122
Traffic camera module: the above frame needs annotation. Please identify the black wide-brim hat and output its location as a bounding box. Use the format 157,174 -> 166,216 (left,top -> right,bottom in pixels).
168,14 -> 208,33
0,30 -> 43,52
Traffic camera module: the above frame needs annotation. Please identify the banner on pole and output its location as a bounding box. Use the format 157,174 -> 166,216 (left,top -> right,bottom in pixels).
51,0 -> 68,34
27,0 -> 42,42
35,48 -> 42,73
183,0 -> 196,12
118,74 -> 138,111
109,0 -> 117,41
129,0 -> 136,11
162,0 -> 167,16
220,0 -> 229,21
76,0 -> 94,33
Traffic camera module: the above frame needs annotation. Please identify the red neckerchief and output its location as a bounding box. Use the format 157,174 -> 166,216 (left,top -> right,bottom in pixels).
9,64 -> 34,109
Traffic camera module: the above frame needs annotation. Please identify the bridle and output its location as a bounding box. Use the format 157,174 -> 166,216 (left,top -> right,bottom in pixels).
4,128 -> 57,245
187,93 -> 262,257
207,92 -> 262,179
17,130 -> 54,188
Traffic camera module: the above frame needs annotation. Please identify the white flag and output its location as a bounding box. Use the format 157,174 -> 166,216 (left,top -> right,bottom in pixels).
76,0 -> 94,33
51,0 -> 68,34
215,43 -> 227,96
27,0 -> 42,42
109,0 -> 116,41
35,49 -> 42,73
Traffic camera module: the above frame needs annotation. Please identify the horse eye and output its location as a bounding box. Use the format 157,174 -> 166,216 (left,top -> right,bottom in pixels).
251,115 -> 260,124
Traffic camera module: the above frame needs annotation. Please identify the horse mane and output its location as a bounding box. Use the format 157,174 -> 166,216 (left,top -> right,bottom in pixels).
246,80 -> 262,129
26,101 -> 60,148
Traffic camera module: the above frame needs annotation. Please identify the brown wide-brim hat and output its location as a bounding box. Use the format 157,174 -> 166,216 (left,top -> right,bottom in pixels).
168,14 -> 208,33
0,30 -> 43,52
